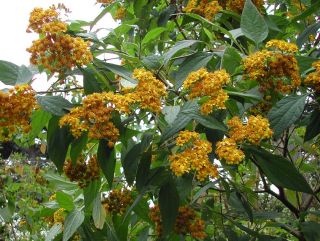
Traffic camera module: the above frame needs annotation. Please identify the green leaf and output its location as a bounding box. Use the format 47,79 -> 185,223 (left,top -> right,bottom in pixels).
305,110 -> 320,141
296,56 -> 318,73
63,209 -> 85,241
158,4 -> 176,27
268,94 -> 307,139
16,65 -> 33,84
300,221 -> 320,241
141,27 -> 166,46
45,223 -> 63,241
56,191 -> 74,212
92,194 -> 106,230
186,111 -> 227,132
83,180 -> 100,210
31,109 -> 51,137
47,117 -> 73,172
163,40 -> 200,64
0,60 -> 19,85
160,101 -> 198,143
82,68 -> 103,95
97,139 -> 116,188
0,206 -> 12,222
37,96 -> 74,116
245,145 -> 313,194
70,134 -> 88,164
136,147 -> 152,192
44,172 -> 78,190
159,180 -> 179,236
291,1 -> 320,22
240,0 -> 268,44
122,143 -> 142,186
226,90 -> 262,102
228,192 -> 253,222
297,22 -> 320,47
221,47 -> 242,74
162,106 -> 181,125
175,52 -> 213,89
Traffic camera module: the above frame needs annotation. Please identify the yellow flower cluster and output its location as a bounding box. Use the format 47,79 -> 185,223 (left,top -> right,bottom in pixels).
183,68 -> 230,115
266,40 -> 298,53
53,208 -> 65,224
60,92 -> 134,142
115,7 -> 126,20
225,0 -> 264,13
63,155 -> 100,188
216,115 -> 273,165
97,0 -> 114,4
131,68 -> 167,113
102,189 -> 132,215
150,205 -> 207,239
0,85 -> 36,141
304,61 -> 320,91
243,41 -> 301,94
169,131 -> 218,181
184,0 -> 222,20
26,6 -> 92,74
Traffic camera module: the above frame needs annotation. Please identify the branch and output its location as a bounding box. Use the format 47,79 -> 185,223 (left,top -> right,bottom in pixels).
37,87 -> 83,94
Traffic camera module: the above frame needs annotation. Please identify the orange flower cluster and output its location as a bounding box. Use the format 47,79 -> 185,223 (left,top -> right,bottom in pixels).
63,155 -> 100,188
60,92 -> 134,142
115,7 -> 126,20
102,189 -> 132,215
26,6 -> 92,74
225,0 -> 264,13
0,85 -> 36,141
131,68 -> 167,113
266,40 -> 299,53
169,131 -> 218,181
304,61 -> 320,91
97,0 -> 114,4
184,0 -> 222,20
216,115 -> 273,165
183,68 -> 230,115
53,208 -> 66,224
150,205 -> 207,239
243,40 -> 301,94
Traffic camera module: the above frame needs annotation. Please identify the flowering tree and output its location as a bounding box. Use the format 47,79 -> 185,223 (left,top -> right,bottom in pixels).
1,0 -> 320,240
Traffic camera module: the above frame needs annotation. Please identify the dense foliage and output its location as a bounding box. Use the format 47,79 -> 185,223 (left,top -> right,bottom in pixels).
1,0 -> 320,240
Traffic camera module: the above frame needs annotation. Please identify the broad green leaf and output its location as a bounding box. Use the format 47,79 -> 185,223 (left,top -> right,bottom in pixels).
97,139 -> 116,188
56,191 -> 74,212
133,198 -> 152,223
160,101 -> 198,143
83,180 -> 100,210
0,206 -> 12,222
300,221 -> 320,241
228,192 -> 253,222
158,4 -> 176,27
240,0 -> 268,44
245,145 -> 313,194
122,143 -> 142,186
95,60 -> 137,84
297,22 -> 320,47
16,65 -> 33,84
305,110 -> 320,141
44,173 -> 78,190
296,56 -> 318,73
175,52 -> 214,89
221,47 -> 242,74
134,0 -> 149,17
70,134 -> 88,164
268,94 -> 307,139
136,147 -> 152,191
37,96 -> 74,116
82,68 -> 103,94
0,60 -> 19,85
192,180 -> 220,203
226,90 -> 262,102
186,111 -> 227,132
175,175 -> 193,201
163,40 -> 200,64
159,180 -> 179,236
63,209 -> 85,241
141,27 -> 166,46
45,223 -> 63,241
31,109 -> 51,137
47,117 -> 73,172
92,194 -> 106,230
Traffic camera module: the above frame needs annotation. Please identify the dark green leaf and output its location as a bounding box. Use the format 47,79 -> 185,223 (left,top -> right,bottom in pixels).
141,27 -> 166,46
175,52 -> 214,89
159,181 -> 179,236
305,110 -> 320,141
136,147 -> 152,191
0,60 -> 19,85
97,139 -> 116,188
44,172 -> 78,190
47,117 -> 73,172
245,145 -> 313,193
83,180 -> 101,210
301,221 -> 320,241
70,134 -> 88,164
163,40 -> 200,64
45,223 -> 63,241
122,143 -> 142,186
31,109 -> 51,137
37,96 -> 74,116
158,4 -> 176,27
240,0 -> 268,44
92,194 -> 106,230
186,111 -> 227,132
82,68 -> 103,94
56,191 -> 74,212
222,47 -> 242,74
297,22 -> 320,47
16,65 -> 33,84
63,209 -> 85,241
268,94 -> 307,139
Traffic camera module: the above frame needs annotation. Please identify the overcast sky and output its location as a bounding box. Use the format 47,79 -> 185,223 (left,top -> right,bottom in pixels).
0,0 -> 116,65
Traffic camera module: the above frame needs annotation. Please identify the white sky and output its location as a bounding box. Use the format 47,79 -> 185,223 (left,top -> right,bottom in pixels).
0,0 -> 117,65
